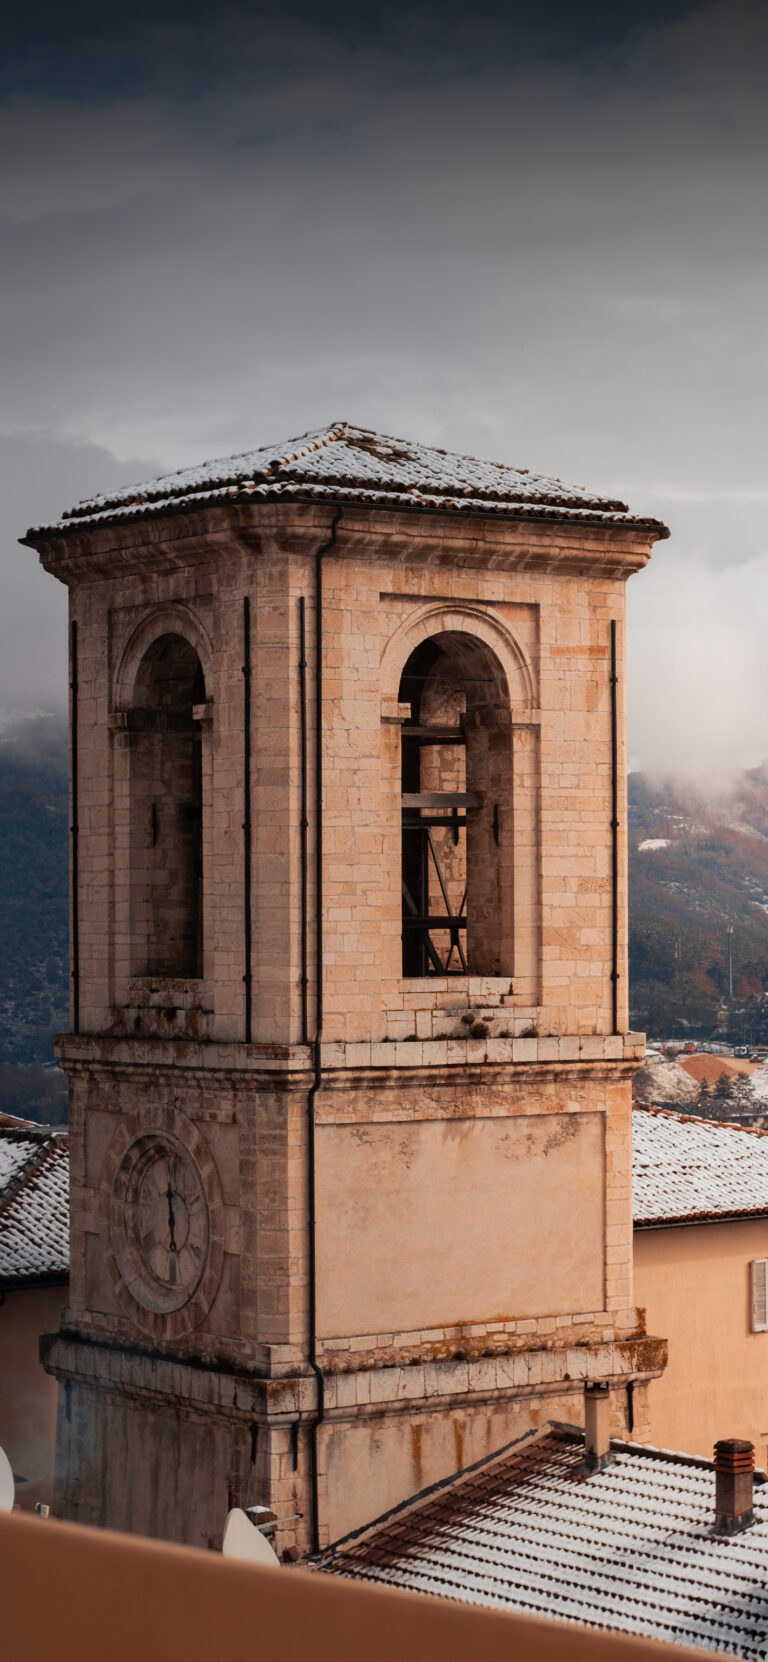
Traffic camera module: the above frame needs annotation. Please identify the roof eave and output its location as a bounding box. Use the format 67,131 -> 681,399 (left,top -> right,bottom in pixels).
22,488 -> 670,549
635,1207 -> 768,1229
0,1270 -> 69,1292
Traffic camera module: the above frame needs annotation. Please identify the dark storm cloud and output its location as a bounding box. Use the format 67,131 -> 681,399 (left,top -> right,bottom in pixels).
1,2 -> 698,101
0,435 -> 162,711
2,0 -> 767,767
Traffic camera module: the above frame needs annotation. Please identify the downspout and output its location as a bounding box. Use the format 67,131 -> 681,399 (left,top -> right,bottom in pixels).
626,1378 -> 635,1436
70,619 -> 80,1035
308,506 -> 343,1555
299,597 -> 309,1046
610,619 -> 619,1035
243,597 -> 253,1043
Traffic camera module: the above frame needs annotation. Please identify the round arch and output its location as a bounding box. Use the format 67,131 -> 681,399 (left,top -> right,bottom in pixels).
113,604 -> 213,711
380,602 -> 534,714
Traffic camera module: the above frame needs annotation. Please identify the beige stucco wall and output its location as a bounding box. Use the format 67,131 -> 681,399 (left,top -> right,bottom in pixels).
0,1284 -> 66,1509
317,1111 -> 604,1337
634,1219 -> 768,1463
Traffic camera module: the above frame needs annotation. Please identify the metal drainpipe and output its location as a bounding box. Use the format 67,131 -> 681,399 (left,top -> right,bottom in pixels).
308,507 -> 343,1555
70,618 -> 80,1035
299,597 -> 309,1046
243,597 -> 252,1043
610,619 -> 619,1035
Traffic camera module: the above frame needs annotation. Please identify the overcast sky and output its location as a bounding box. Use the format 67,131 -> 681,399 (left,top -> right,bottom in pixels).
2,0 -> 767,771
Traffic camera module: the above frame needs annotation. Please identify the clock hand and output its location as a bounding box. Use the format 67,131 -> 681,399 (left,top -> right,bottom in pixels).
165,1182 -> 177,1253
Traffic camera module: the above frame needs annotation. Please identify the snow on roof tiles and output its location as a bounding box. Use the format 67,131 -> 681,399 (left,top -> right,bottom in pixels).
25,422 -> 669,539
633,1106 -> 768,1227
320,1428 -> 768,1658
0,1131 -> 69,1286
0,1136 -> 40,1192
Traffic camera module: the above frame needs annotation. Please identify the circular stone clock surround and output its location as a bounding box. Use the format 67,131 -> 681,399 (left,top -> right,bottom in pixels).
99,1102 -> 226,1341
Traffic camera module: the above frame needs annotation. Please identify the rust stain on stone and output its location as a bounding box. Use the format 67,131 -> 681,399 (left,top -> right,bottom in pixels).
453,1418 -> 464,1472
410,1423 -> 423,1489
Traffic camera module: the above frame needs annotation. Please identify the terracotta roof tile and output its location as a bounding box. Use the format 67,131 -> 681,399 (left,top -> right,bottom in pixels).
0,1130 -> 69,1286
24,423 -> 669,539
633,1106 -> 768,1226
0,1134 -> 42,1192
319,1429 -> 768,1656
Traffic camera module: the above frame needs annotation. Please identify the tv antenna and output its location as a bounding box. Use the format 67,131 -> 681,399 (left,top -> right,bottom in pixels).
0,1444 -> 15,1511
222,1507 -> 280,1567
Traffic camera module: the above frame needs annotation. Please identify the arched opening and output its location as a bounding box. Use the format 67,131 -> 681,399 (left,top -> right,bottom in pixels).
399,632 -> 512,977
130,633 -> 205,978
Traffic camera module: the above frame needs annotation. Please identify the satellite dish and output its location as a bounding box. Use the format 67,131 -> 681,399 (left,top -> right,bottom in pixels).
222,1507 -> 280,1566
0,1445 -> 15,1512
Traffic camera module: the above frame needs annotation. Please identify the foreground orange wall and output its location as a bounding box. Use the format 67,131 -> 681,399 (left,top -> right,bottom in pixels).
635,1220 -> 768,1463
0,1285 -> 64,1509
0,1509 -> 712,1662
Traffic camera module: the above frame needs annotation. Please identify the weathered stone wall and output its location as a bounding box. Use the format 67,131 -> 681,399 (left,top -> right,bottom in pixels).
50,503 -> 639,1051
32,498 -> 659,1551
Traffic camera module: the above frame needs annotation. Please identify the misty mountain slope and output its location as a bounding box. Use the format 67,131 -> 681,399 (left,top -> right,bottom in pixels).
629,769 -> 768,1036
0,715 -> 68,1068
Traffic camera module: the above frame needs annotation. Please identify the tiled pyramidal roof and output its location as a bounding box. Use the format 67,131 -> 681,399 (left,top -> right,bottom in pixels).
633,1106 -> 768,1227
26,423 -> 669,538
0,1126 -> 69,1287
320,1428 -> 768,1658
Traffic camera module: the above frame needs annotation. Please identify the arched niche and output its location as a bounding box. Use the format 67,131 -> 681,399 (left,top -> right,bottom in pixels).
129,633 -> 206,978
398,630 -> 513,978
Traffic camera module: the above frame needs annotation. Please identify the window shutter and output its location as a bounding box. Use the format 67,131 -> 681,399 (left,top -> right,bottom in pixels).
751,1259 -> 768,1332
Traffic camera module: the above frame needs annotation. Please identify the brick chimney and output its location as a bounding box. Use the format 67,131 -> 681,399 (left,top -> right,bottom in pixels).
714,1439 -> 754,1533
584,1382 -> 612,1471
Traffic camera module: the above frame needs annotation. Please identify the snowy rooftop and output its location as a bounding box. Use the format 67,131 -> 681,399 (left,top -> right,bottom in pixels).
0,1129 -> 69,1286
0,1134 -> 41,1194
633,1106 -> 768,1227
320,1426 -> 768,1658
25,423 -> 669,539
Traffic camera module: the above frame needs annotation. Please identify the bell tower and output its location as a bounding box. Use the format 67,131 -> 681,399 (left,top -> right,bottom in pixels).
23,423 -> 668,1555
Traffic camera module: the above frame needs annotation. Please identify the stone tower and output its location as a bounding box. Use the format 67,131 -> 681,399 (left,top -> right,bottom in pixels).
23,423 -> 668,1555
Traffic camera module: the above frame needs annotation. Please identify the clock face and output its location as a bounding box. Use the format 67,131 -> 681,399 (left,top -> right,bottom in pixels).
135,1148 -> 208,1296
109,1132 -> 211,1315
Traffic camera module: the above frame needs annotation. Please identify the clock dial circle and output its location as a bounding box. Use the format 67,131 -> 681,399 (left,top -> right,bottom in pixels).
109,1133 -> 210,1315
135,1149 -> 207,1296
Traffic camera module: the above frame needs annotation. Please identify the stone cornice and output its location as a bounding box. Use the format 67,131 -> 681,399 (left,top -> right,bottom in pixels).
54,1029 -> 644,1084
24,499 -> 662,587
40,1331 -> 667,1424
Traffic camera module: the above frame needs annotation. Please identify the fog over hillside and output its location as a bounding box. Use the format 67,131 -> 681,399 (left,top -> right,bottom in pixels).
629,768 -> 768,1039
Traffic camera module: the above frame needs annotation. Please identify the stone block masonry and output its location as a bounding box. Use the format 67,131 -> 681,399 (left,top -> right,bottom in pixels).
23,428 -> 668,1555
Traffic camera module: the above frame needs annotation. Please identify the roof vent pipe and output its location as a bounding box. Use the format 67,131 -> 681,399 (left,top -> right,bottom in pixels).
584,1382 -> 612,1471
714,1439 -> 754,1534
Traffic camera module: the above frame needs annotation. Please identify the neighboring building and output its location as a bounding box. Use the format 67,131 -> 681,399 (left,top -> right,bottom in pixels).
0,1118 -> 69,1510
320,1414 -> 768,1658
22,422 -> 668,1554
634,1106 -> 768,1463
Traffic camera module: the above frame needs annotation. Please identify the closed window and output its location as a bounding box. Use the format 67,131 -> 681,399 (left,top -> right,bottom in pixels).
751,1258 -> 768,1332
130,633 -> 205,978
